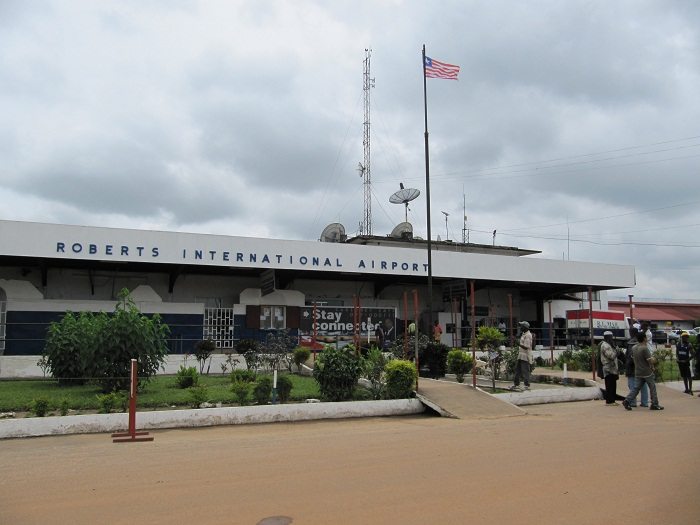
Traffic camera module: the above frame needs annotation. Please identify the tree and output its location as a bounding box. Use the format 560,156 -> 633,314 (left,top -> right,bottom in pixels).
95,289 -> 170,391
194,339 -> 216,374
476,326 -> 506,391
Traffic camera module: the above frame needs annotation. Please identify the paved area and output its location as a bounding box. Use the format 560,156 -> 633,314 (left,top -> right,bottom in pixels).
417,378 -> 524,418
1,382 -> 697,525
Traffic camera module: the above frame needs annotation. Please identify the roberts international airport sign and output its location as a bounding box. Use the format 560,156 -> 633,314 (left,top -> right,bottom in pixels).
0,220 -> 636,288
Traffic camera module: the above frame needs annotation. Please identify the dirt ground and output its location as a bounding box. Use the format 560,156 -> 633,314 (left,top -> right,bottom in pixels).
1,385 -> 698,525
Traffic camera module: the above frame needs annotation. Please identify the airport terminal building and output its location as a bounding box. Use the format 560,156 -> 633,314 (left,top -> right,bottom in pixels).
0,220 -> 636,363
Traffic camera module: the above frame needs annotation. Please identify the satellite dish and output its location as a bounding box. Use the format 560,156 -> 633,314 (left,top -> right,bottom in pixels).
320,223 -> 347,243
389,184 -> 420,223
390,222 -> 413,240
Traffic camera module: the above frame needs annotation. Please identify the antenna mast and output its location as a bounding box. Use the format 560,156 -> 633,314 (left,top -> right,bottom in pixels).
462,190 -> 469,243
360,48 -> 375,235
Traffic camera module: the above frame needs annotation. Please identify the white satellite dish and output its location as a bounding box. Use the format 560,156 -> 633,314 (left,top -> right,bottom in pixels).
320,223 -> 347,243
389,183 -> 420,223
390,222 -> 413,240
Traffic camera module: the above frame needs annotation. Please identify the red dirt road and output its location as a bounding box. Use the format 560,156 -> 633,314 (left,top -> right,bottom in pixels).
1,386 -> 698,525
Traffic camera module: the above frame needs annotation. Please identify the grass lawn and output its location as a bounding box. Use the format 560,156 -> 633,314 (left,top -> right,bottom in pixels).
0,372 -> 321,414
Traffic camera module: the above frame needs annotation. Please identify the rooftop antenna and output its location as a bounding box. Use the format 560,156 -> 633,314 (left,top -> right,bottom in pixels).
389,182 -> 420,223
359,48 -> 375,236
441,211 -> 449,240
462,189 -> 469,243
320,223 -> 347,243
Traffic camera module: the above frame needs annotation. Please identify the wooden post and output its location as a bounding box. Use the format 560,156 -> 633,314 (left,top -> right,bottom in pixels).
112,359 -> 153,443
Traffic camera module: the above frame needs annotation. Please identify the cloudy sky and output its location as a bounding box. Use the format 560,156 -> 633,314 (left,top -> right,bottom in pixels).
1,1 -> 699,301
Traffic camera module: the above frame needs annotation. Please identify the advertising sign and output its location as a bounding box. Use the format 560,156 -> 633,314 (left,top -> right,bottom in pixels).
299,306 -> 397,349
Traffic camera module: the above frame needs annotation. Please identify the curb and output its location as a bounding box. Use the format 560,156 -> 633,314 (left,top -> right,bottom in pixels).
0,399 -> 425,440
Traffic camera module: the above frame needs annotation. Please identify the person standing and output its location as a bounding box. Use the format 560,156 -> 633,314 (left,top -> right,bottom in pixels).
624,328 -> 649,407
512,321 -> 533,391
600,331 -> 620,405
407,320 -> 416,336
623,332 -> 664,411
374,321 -> 385,350
433,320 -> 443,343
676,332 -> 694,395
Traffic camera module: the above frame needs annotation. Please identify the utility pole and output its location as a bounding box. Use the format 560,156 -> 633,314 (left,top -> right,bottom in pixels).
360,48 -> 375,236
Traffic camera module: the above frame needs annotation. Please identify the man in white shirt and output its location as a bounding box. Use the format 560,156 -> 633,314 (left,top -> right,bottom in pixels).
511,321 -> 533,391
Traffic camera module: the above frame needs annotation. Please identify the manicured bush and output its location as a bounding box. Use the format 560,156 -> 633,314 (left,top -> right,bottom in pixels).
230,369 -> 257,383
447,349 -> 473,383
313,345 -> 362,401
31,397 -> 51,417
253,376 -> 273,405
292,347 -> 311,372
176,365 -> 199,389
276,375 -> 293,403
384,360 -> 417,399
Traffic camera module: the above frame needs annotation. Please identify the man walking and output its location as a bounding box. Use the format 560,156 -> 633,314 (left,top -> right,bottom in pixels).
623,332 -> 664,411
600,331 -> 620,405
512,321 -> 533,391
624,327 -> 649,407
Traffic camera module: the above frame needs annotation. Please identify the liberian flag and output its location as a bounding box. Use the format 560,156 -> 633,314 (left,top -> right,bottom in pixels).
424,56 -> 460,80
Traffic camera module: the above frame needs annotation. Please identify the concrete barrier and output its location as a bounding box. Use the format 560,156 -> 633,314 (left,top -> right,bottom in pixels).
0,398 -> 425,439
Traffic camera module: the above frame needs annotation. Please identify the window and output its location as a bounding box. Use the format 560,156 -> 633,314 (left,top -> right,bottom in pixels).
260,305 -> 285,330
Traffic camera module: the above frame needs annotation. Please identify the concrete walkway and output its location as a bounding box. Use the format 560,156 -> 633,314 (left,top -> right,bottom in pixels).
416,378 -> 525,418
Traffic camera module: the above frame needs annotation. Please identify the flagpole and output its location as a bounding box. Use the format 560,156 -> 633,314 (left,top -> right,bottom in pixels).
422,44 -> 434,338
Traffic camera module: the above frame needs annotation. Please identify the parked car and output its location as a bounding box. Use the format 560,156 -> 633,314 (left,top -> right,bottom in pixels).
652,330 -> 675,344
673,328 -> 698,337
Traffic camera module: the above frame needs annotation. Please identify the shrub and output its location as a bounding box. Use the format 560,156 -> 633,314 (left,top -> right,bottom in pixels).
59,398 -> 70,416
230,369 -> 257,383
313,345 -> 362,401
572,347 -> 594,372
362,347 -> 388,399
292,346 -> 311,372
389,333 -> 431,361
261,330 -> 296,372
176,365 -> 199,389
96,392 -> 126,414
231,381 -> 251,406
194,339 -> 216,374
384,360 -> 417,399
43,311 -> 103,385
253,376 -> 273,405
276,375 -> 293,403
419,342 -> 449,378
243,350 -> 261,371
502,347 -> 519,378
236,339 -> 260,355
188,385 -> 210,408
652,347 -> 672,381
447,349 -> 473,383
31,397 -> 51,417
